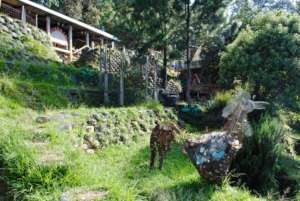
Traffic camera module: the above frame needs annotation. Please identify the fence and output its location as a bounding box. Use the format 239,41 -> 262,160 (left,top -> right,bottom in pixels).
97,47 -> 161,106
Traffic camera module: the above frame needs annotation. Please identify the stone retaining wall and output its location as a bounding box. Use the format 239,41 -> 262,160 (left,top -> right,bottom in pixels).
0,14 -> 60,62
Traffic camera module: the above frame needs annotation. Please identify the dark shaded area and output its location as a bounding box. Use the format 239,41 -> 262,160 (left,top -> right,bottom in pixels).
178,105 -> 225,131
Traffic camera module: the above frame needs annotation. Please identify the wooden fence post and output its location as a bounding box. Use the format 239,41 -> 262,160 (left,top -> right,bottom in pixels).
145,56 -> 149,100
104,46 -> 109,105
154,59 -> 158,101
119,47 -> 125,106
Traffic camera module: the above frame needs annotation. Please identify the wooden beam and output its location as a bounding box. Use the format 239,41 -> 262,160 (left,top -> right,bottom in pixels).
35,14 -> 38,27
68,25 -> 73,62
54,47 -> 71,54
86,32 -> 90,47
21,5 -> 26,25
91,41 -> 95,49
46,16 -> 51,36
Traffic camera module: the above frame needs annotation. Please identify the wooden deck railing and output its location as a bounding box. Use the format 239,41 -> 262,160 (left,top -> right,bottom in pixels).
1,3 -> 35,25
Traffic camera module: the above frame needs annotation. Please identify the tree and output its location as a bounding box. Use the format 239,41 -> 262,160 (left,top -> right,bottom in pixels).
63,0 -> 83,20
33,0 -> 62,7
219,11 -> 300,107
82,0 -> 101,27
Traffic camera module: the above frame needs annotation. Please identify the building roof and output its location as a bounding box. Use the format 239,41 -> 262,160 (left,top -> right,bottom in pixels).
7,0 -> 119,41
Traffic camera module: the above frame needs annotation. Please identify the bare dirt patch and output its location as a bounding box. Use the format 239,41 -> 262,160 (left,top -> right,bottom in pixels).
61,189 -> 107,201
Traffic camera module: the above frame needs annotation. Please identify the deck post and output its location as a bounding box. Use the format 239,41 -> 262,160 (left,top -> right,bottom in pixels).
21,5 -> 26,25
86,32 -> 90,47
91,41 -> 95,49
101,39 -> 104,47
46,16 -> 51,36
35,14 -> 38,27
68,25 -> 73,62
111,41 -> 115,49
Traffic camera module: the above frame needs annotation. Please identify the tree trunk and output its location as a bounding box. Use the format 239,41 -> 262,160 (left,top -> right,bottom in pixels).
185,1 -> 192,104
163,45 -> 168,89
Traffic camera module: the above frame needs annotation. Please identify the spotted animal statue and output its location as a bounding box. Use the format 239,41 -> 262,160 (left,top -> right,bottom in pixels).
184,91 -> 268,182
150,121 -> 180,170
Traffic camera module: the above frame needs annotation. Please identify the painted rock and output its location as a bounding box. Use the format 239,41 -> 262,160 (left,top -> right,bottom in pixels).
184,131 -> 241,183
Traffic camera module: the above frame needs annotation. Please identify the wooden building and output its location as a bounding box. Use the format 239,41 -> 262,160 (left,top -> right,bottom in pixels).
172,46 -> 218,98
0,0 -> 119,61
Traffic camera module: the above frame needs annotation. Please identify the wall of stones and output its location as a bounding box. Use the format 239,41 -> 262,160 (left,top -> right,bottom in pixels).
0,14 -> 60,62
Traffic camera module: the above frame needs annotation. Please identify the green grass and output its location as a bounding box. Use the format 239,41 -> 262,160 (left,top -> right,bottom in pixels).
0,95 -> 269,201
0,63 -> 295,201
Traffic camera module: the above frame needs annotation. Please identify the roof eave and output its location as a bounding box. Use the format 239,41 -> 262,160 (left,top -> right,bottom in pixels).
18,0 -> 119,41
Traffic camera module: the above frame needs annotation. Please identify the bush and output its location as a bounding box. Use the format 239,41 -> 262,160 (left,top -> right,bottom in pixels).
231,114 -> 292,194
218,11 -> 300,108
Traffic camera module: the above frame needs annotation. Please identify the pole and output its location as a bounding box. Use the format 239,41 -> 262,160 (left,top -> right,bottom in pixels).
145,56 -> 150,100
154,57 -> 158,101
46,16 -> 51,36
68,25 -> 73,62
185,0 -> 192,104
119,47 -> 125,106
86,32 -> 90,47
21,5 -> 26,25
104,46 -> 109,104
35,14 -> 38,27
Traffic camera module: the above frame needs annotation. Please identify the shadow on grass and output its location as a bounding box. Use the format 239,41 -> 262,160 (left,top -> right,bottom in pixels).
146,180 -> 216,201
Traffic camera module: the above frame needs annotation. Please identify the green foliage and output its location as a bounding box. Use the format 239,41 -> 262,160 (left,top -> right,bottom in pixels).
219,11 -> 300,108
203,90 -> 234,112
63,0 -> 83,20
232,114 -> 292,194
0,60 -> 105,109
32,0 -> 62,7
137,100 -> 164,111
0,61 -> 100,87
0,76 -> 69,110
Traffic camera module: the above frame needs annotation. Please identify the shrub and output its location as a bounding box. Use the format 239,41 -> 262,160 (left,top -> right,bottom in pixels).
218,11 -> 300,108
231,114 -> 292,194
203,90 -> 234,113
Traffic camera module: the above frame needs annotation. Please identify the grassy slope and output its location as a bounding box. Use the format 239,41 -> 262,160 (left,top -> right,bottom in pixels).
0,68 -> 286,201
0,95 -> 267,201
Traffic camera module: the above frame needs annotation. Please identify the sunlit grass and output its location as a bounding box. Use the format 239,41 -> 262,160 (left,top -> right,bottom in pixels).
0,95 -> 271,201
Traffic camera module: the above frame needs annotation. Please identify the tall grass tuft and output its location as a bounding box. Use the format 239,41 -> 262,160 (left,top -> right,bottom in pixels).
231,114 -> 292,194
